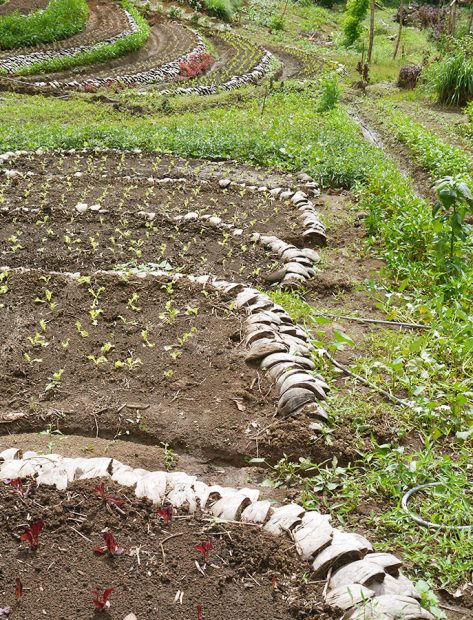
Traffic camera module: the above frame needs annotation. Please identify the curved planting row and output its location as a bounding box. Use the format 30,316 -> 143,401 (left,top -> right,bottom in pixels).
0,448 -> 435,620
268,44 -> 339,82
58,25 -> 206,90
0,0 -> 128,58
0,0 -> 147,75
152,30 -> 273,97
0,149 -> 329,462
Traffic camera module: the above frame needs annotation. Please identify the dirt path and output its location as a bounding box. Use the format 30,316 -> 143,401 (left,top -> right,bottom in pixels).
347,100 -> 435,200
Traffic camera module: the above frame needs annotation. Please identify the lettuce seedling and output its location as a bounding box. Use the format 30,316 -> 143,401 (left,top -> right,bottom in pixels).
157,504 -> 173,525
194,540 -> 213,564
94,531 -> 124,557
20,519 -> 43,550
92,588 -> 114,612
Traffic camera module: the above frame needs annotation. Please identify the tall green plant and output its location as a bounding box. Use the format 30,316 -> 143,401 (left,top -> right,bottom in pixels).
428,51 -> 473,106
342,0 -> 369,47
432,176 -> 473,275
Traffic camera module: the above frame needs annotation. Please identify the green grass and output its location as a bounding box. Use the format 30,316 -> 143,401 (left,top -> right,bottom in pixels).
266,439 -> 473,587
0,0 -> 88,50
264,285 -> 472,588
1,1 -> 149,77
370,99 -> 473,179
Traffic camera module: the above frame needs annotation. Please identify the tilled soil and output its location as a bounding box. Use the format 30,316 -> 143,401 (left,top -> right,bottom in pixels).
0,173 -> 305,245
0,479 -> 337,619
0,271 -> 288,463
0,209 -> 284,285
2,151 -> 303,190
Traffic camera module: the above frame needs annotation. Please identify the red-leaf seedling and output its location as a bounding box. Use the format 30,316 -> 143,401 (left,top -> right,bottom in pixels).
194,539 -> 213,564
197,603 -> 204,620
92,588 -> 114,612
157,504 -> 173,525
5,478 -> 36,498
94,483 -> 124,509
94,531 -> 124,557
20,519 -> 43,550
15,578 -> 22,601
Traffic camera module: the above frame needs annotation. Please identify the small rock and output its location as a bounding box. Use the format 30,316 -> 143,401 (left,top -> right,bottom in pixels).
219,179 -> 231,188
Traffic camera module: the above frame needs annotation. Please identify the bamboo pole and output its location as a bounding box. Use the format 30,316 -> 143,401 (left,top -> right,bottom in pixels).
367,0 -> 375,63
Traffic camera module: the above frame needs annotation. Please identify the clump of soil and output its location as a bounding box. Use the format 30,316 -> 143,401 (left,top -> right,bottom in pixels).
0,479 -> 336,619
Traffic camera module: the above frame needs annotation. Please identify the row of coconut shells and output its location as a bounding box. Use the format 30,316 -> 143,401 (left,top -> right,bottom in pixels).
0,449 -> 434,620
157,49 -> 273,98
0,263 -> 330,422
218,176 -> 327,248
235,286 -> 329,420
0,153 -> 325,250
173,211 -> 320,289
53,33 -> 208,91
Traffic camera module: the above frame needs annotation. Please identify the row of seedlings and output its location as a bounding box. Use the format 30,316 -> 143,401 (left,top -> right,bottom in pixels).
0,448 -> 435,620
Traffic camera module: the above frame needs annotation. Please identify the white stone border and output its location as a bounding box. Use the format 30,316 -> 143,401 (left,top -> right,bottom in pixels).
0,448 -> 434,620
172,211 -> 320,288
57,31 -> 207,90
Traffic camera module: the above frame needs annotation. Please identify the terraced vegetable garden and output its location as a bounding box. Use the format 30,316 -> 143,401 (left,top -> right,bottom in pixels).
0,0 -> 472,618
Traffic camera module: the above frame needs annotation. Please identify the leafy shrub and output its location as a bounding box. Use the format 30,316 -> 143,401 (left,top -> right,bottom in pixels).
168,5 -> 184,18
398,63 -> 422,89
0,0 -> 89,50
176,52 -> 213,79
317,75 -> 341,112
204,0 -> 235,21
428,51 -> 473,106
432,176 -> 473,276
342,0 -> 369,47
269,14 -> 285,31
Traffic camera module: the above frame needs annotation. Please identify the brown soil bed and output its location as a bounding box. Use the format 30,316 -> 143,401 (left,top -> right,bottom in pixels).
0,207 -> 284,285
0,172 -> 305,246
0,270 -> 313,464
23,19 -> 198,84
0,478 -> 336,619
3,151 -> 303,192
